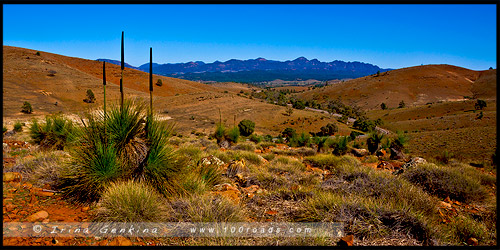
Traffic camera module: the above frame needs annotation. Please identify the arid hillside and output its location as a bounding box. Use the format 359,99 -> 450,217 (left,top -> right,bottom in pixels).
296,64 -> 496,110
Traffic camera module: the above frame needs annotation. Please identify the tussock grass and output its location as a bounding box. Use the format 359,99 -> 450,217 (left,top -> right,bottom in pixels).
10,150 -> 68,187
233,142 -> 256,151
94,180 -> 170,222
271,147 -> 316,157
401,163 -> 489,203
304,154 -> 359,170
211,150 -> 262,166
169,194 -> 246,222
445,215 -> 488,245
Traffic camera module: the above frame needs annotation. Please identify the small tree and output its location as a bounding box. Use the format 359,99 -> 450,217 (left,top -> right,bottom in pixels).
156,79 -> 163,86
474,99 -> 487,110
381,103 -> 387,110
238,119 -> 255,136
398,100 -> 406,108
281,127 -> 296,139
21,101 -> 33,114
286,106 -> 294,116
84,89 -> 96,103
319,123 -> 338,136
367,132 -> 384,154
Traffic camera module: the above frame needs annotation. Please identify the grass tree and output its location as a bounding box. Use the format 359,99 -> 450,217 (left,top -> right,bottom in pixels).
120,31 -> 124,110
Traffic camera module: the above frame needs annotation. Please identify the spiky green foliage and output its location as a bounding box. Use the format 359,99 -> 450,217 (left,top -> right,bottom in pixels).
59,100 -> 182,203
367,132 -> 384,154
29,114 -> 76,150
238,119 -> 255,136
391,131 -> 409,151
13,122 -> 23,132
331,136 -> 349,156
214,122 -> 226,144
227,126 -> 240,144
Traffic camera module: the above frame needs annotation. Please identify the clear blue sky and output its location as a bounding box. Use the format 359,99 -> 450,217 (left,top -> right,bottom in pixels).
3,4 -> 497,70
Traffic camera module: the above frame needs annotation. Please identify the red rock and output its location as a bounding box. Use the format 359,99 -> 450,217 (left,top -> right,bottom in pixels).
5,203 -> 16,212
338,234 -> 354,246
27,211 -> 49,222
35,190 -> 54,197
265,210 -> 278,215
81,206 -> 90,212
254,149 -> 262,153
467,237 -> 478,246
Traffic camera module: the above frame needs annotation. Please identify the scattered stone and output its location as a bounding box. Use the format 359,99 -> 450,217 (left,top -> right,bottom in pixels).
219,140 -> 230,149
439,201 -> 452,209
337,234 -> 354,246
466,237 -> 478,246
3,172 -> 22,182
377,161 -> 394,171
198,155 -> 225,168
393,157 -> 427,175
265,210 -> 278,215
81,206 -> 90,212
27,211 -> 49,222
351,148 -> 368,157
254,149 -> 262,154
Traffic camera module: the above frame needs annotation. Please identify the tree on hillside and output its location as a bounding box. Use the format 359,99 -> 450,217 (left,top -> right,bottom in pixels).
398,100 -> 406,108
475,99 -> 487,110
21,101 -> 33,114
285,107 -> 293,116
381,103 -> 387,110
156,79 -> 163,86
83,89 -> 96,103
238,119 -> 255,136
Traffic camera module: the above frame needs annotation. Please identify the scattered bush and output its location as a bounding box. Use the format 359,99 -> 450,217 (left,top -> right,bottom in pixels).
249,134 -> 262,143
10,150 -> 68,188
156,79 -> 163,86
349,131 -> 363,140
13,121 -> 23,132
21,101 -> 33,114
291,100 -> 306,109
474,99 -> 487,110
390,131 -> 409,151
331,136 -> 349,156
36,51 -> 40,56
281,127 -> 296,139
214,122 -> 226,144
233,142 -> 256,151
263,134 -> 273,142
238,119 -> 255,136
398,100 -> 406,108
353,117 -> 376,132
381,103 -> 387,110
83,89 -> 96,103
3,126 -> 7,134
94,180 -> 170,222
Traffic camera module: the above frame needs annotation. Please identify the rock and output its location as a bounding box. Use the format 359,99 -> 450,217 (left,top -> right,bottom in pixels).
377,161 -> 394,170
257,154 -> 268,163
4,130 -> 16,137
242,185 -> 262,195
109,236 -> 133,246
466,237 -> 478,246
351,148 -> 368,157
5,203 -> 15,212
337,234 -> 354,246
402,157 -> 427,169
27,211 -> 49,222
439,201 -> 452,209
234,173 -> 247,186
213,183 -> 239,192
81,206 -> 90,212
376,149 -> 388,158
3,172 -> 22,182
219,140 -> 230,149
226,160 -> 246,177
254,149 -> 262,154
390,148 -> 405,160
198,155 -> 225,168
212,183 -> 241,204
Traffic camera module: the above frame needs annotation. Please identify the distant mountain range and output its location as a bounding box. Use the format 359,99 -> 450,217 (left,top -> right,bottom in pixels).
97,57 -> 392,83
96,59 -> 139,70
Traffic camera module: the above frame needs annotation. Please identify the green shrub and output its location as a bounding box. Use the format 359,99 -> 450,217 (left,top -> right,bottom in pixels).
156,79 -> 163,86
474,99 -> 487,110
318,123 -> 338,136
13,122 -> 23,132
281,127 -> 296,139
445,215 -> 488,244
214,123 -> 226,143
29,114 -> 76,150
289,132 -> 310,147
249,134 -> 262,143
381,103 -> 387,110
353,117 -> 376,132
21,101 -> 33,114
390,131 -> 408,151
234,142 -> 256,151
36,51 -> 40,56
263,134 -> 273,142
331,136 -> 349,156
398,100 -> 406,108
227,126 -> 240,143
238,119 -> 255,136
349,131 -> 363,140
94,180 -> 170,222
401,163 -> 488,203
3,126 -> 7,134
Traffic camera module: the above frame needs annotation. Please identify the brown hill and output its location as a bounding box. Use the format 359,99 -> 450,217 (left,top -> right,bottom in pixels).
2,45 -> 219,117
296,64 -> 496,110
3,46 -> 345,135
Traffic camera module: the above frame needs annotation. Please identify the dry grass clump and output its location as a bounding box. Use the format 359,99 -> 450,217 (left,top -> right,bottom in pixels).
169,194 -> 246,222
233,141 -> 256,151
444,215 -> 489,245
94,180 -> 170,222
401,163 -> 489,203
9,150 -> 69,187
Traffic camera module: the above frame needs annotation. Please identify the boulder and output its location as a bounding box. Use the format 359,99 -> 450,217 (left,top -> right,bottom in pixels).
402,157 -> 427,169
337,234 -> 354,246
390,148 -> 405,160
351,148 -> 368,157
3,172 -> 22,182
219,140 -> 230,149
212,183 -> 241,204
27,211 -> 49,222
377,161 -> 394,171
466,237 -> 478,246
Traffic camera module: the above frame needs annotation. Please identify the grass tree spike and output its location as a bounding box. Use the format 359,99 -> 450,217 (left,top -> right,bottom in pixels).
120,31 -> 124,110
149,47 -> 153,117
103,61 -> 107,141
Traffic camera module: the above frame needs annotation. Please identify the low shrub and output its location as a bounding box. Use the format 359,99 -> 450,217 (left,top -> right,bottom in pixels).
233,142 -> 256,151
13,122 -> 23,132
3,126 -> 7,134
331,136 -> 349,156
170,194 -> 246,222
227,126 -> 240,144
249,134 -> 262,143
445,215 -> 488,244
401,163 -> 488,203
10,150 -> 68,187
94,180 -> 170,222
21,101 -> 33,114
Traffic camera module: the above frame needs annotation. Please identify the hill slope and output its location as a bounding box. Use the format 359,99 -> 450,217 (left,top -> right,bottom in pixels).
296,64 -> 496,110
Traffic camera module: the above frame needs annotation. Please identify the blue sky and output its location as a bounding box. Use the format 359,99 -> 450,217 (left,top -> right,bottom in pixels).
3,4 -> 496,70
